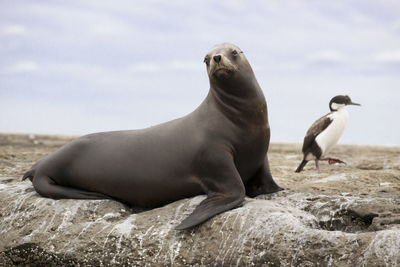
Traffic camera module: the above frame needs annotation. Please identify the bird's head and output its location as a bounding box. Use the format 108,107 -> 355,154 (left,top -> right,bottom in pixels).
329,95 -> 361,111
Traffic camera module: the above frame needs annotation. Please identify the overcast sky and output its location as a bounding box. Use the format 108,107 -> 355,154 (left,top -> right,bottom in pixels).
1,0 -> 399,145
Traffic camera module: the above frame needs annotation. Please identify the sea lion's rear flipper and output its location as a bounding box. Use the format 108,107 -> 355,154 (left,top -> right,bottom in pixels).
32,175 -> 110,200
22,160 -> 42,181
246,157 -> 284,197
175,153 -> 245,230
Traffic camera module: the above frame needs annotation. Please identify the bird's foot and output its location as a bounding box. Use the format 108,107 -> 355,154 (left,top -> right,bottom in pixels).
327,158 -> 346,165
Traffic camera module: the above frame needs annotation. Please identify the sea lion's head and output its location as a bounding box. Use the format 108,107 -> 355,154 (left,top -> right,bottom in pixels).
204,43 -> 254,84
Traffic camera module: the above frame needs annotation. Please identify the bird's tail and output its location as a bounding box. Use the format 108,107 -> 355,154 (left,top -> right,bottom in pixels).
295,160 -> 308,173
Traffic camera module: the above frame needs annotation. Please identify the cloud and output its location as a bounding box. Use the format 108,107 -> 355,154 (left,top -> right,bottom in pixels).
127,62 -> 160,73
373,51 -> 400,63
307,50 -> 347,64
0,0 -> 399,144
126,60 -> 203,73
167,60 -> 203,71
27,3 -> 133,37
1,24 -> 27,35
8,61 -> 38,73
93,21 -> 129,35
393,20 -> 400,33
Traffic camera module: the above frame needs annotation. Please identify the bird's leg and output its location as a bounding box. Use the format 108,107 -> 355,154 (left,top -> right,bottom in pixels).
315,159 -> 320,171
320,156 -> 346,165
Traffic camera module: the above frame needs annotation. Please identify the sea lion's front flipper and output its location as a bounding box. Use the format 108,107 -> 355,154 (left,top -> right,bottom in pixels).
245,156 -> 283,197
175,153 -> 245,230
175,192 -> 244,230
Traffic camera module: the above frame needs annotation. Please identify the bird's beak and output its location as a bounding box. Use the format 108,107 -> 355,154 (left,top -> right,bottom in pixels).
349,102 -> 361,106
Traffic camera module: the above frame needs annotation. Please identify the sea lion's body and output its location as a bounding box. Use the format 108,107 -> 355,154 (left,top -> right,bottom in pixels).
23,43 -> 282,230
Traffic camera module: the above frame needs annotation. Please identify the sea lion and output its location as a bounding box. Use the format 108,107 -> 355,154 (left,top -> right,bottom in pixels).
22,43 -> 283,230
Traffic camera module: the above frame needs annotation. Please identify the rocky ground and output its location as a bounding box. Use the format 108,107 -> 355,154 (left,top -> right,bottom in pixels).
0,133 -> 399,266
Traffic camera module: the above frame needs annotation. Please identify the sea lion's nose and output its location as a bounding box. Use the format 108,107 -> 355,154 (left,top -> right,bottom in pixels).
213,55 -> 221,63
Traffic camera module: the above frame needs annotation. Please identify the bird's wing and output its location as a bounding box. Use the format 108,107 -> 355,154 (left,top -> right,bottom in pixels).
302,113 -> 333,153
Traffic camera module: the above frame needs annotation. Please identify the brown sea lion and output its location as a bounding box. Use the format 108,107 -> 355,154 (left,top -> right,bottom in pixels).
23,43 -> 283,230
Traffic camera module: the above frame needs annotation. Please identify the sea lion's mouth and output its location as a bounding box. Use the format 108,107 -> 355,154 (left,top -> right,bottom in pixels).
213,67 -> 231,74
212,67 -> 234,78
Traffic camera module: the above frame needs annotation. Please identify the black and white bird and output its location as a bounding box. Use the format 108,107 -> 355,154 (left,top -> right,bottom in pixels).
295,95 -> 361,173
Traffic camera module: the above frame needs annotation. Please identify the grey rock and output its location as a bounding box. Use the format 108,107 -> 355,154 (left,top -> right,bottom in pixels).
1,134 -> 400,266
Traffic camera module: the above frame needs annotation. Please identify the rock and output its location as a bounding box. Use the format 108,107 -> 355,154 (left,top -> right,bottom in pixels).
357,161 -> 384,170
1,134 -> 400,266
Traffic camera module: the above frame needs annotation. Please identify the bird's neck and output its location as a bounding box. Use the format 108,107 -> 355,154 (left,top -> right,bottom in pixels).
332,107 -> 349,120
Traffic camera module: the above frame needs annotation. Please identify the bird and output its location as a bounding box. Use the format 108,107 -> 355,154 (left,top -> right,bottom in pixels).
295,95 -> 361,172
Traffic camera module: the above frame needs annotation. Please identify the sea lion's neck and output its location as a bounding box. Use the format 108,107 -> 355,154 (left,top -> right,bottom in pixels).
209,79 -> 268,126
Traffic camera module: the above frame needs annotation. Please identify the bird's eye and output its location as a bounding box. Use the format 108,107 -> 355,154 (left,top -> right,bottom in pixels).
232,50 -> 238,56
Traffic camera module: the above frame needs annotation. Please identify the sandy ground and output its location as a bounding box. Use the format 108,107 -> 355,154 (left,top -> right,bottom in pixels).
2,133 -> 398,196
269,142 -> 400,195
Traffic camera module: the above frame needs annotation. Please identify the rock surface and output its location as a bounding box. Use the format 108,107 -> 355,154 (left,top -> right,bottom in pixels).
0,133 -> 399,266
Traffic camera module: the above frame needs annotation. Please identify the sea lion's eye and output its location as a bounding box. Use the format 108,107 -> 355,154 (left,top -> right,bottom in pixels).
204,57 -> 210,64
232,50 -> 238,56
